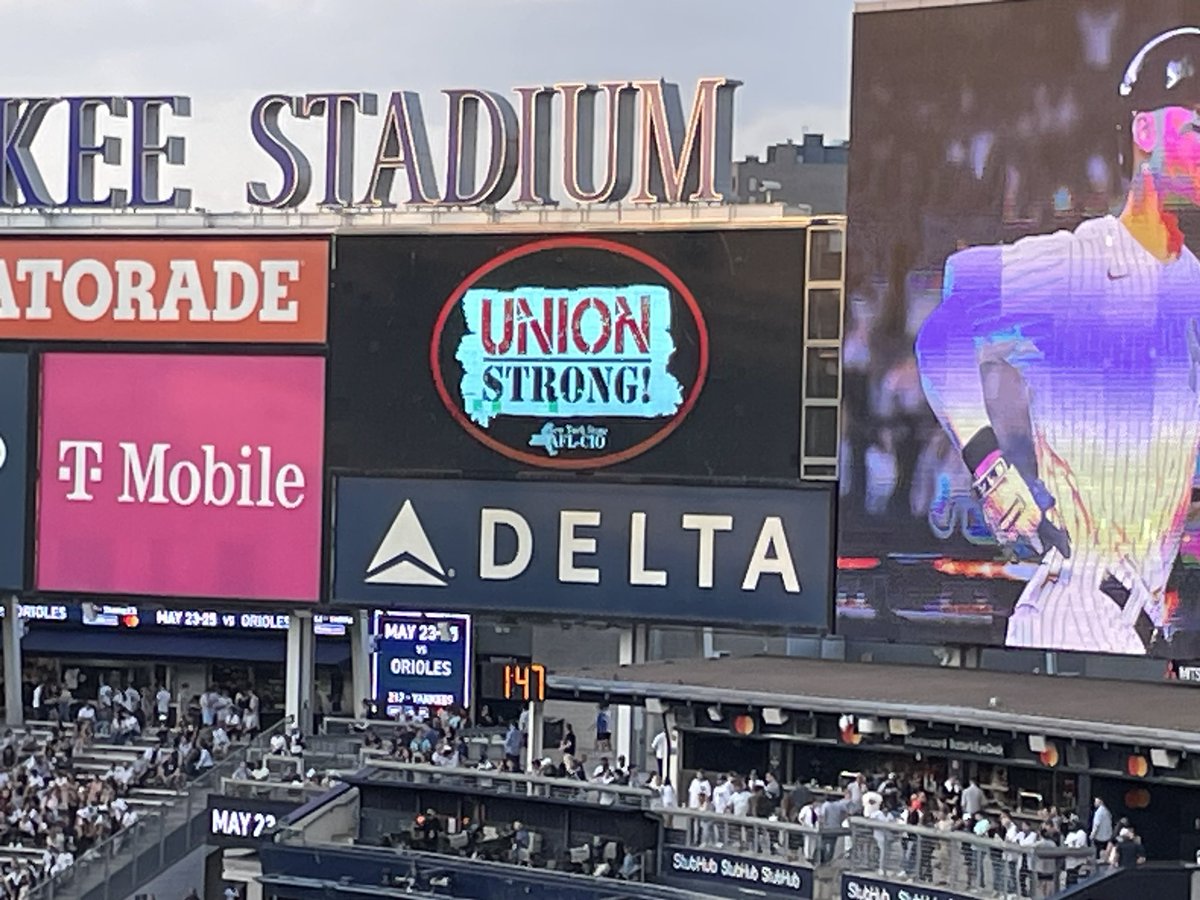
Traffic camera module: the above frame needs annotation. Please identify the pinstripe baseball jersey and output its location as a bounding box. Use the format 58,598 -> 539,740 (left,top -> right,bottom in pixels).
916,215 -> 1200,653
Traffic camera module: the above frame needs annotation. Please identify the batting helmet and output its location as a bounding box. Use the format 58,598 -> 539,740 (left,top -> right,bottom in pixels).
1119,26 -> 1200,111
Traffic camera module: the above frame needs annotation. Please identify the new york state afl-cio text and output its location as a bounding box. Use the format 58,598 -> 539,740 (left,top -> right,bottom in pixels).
0,238 -> 328,342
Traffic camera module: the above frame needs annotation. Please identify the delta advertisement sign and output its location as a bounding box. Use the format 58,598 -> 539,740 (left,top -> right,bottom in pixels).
431,237 -> 707,468
331,475 -> 832,628
36,353 -> 325,601
0,238 -> 328,342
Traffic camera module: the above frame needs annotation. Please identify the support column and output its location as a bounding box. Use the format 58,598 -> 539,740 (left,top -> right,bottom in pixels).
524,701 -> 543,773
349,610 -> 373,720
616,624 -> 648,769
3,596 -> 20,726
285,610 -> 315,734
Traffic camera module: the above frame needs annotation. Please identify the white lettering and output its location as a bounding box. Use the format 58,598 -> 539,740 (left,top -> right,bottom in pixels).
61,259 -> 113,322
202,445 -> 235,506
629,511 -> 667,586
211,809 -> 233,834
259,260 -> 301,322
256,445 -> 273,507
559,509 -> 600,584
274,463 -> 305,510
57,440 -> 104,501
17,260 -> 63,320
391,658 -> 453,677
212,260 -> 259,322
480,508 -> 532,580
113,259 -> 158,321
104,443 -> 305,509
0,264 -> 17,320
742,515 -> 800,593
168,459 -> 201,506
681,513 -> 733,588
118,442 -> 168,503
160,260 -> 210,322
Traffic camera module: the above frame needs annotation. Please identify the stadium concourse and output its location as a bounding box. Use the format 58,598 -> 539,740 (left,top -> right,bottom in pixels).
544,655 -> 1200,864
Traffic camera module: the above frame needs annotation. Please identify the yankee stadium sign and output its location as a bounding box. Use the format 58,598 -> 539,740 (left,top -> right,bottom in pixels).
0,78 -> 737,210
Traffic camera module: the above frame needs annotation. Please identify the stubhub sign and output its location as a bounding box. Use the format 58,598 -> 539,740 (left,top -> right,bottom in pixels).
332,477 -> 832,627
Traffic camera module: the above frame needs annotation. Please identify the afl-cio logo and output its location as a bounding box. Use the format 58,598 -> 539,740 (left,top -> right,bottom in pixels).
429,237 -> 708,470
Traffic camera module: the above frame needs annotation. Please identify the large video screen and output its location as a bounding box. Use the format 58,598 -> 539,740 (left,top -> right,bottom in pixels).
326,229 -> 810,479
840,0 -> 1200,657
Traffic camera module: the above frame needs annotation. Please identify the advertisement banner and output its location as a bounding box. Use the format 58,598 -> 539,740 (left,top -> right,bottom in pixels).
327,229 -> 809,477
331,476 -> 832,628
840,0 -> 1200,656
842,873 -> 973,900
36,353 -> 325,601
0,238 -> 328,342
371,611 -> 472,717
0,354 -> 27,590
666,846 -> 812,897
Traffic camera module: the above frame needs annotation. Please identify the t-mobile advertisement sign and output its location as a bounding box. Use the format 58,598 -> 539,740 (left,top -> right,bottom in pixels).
36,353 -> 325,601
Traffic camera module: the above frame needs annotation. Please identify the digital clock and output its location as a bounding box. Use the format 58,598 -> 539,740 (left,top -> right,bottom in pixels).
502,662 -> 546,703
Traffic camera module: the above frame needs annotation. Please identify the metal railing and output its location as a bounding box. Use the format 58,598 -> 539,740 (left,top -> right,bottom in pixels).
364,758 -> 658,809
26,717 -> 291,900
845,817 -> 1095,900
659,806 -> 839,869
219,777 -> 330,802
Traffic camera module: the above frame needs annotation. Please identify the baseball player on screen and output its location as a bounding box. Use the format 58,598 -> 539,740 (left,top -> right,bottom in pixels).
915,29 -> 1200,655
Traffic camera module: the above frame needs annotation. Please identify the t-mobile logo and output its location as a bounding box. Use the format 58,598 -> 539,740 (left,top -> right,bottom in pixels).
58,440 -> 104,501
54,439 -> 305,508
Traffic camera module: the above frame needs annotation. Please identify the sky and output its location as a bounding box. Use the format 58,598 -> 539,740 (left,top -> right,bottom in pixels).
0,0 -> 855,211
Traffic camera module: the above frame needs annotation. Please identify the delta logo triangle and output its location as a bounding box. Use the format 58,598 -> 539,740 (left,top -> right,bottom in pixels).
364,500 -> 449,587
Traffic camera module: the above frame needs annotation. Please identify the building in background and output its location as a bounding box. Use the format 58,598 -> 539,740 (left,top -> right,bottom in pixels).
733,134 -> 848,212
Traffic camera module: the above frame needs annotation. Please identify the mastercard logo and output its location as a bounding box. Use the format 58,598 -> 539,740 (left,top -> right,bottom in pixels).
1126,755 -> 1149,778
1039,744 -> 1060,768
733,715 -> 755,736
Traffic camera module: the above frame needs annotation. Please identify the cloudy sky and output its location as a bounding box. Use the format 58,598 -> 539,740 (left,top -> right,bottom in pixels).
3,0 -> 853,211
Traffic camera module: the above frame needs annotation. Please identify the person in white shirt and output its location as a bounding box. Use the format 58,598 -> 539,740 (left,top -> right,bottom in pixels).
76,704 -> 96,724
196,746 -> 214,770
797,801 -> 819,862
154,686 -> 171,724
848,773 -> 867,805
660,777 -> 677,808
712,774 -> 734,814
961,778 -> 985,817
243,690 -> 261,736
1063,816 -> 1088,887
731,780 -> 753,817
211,726 -> 231,756
687,771 -> 712,809
650,730 -> 670,777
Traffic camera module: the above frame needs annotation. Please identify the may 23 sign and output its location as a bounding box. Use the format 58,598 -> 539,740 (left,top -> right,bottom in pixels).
371,611 -> 472,717
431,237 -> 707,469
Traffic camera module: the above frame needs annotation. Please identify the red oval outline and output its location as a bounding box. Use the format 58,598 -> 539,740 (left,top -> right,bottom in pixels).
429,236 -> 710,470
